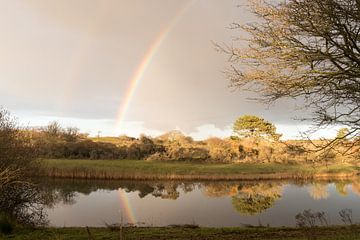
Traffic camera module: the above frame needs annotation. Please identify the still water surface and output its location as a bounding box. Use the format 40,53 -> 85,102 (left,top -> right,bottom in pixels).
42,179 -> 360,227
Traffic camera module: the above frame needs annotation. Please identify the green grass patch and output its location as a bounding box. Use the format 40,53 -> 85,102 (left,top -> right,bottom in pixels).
39,159 -> 359,180
4,225 -> 360,240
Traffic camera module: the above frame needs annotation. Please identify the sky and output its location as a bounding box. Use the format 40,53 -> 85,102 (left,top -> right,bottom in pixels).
0,0 -> 341,140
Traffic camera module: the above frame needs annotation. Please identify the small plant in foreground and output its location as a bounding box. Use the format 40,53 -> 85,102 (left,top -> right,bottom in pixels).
339,209 -> 353,225
295,209 -> 328,228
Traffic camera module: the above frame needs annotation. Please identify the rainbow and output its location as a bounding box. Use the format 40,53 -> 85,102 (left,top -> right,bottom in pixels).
115,4 -> 194,222
59,4 -> 108,114
115,0 -> 195,131
118,189 -> 136,224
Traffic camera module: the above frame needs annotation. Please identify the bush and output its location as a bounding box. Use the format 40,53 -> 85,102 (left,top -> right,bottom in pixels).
28,123 -> 353,163
205,138 -> 240,163
0,108 -> 46,226
127,143 -> 142,160
145,152 -> 163,162
0,215 -> 14,235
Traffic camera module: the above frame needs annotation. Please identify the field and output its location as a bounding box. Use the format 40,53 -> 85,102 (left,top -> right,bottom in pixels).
4,225 -> 360,240
40,159 -> 359,180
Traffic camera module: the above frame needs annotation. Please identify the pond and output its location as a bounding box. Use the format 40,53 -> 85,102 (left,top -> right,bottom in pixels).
40,179 -> 360,227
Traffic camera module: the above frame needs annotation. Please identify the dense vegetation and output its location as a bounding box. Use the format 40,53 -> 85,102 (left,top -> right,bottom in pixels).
27,119 -> 358,165
0,109 -> 48,234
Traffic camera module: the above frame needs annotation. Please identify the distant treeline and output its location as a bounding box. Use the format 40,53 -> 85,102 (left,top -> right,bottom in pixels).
26,122 -> 355,164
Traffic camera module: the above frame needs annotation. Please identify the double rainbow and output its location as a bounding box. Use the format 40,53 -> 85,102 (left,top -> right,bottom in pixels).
115,0 -> 194,131
116,1 -> 194,224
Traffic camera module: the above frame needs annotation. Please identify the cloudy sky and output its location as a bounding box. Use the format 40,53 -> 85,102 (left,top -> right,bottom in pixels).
0,0 -> 340,139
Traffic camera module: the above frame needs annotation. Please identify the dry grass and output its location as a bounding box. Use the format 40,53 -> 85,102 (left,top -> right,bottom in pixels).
39,159 -> 359,180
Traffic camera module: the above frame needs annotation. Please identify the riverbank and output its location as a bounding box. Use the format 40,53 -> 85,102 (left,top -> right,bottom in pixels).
4,225 -> 360,240
40,159 -> 359,180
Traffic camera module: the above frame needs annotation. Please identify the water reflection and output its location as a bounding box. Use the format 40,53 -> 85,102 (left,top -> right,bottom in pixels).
335,182 -> 348,196
39,180 -> 199,204
38,178 -> 360,227
352,181 -> 360,196
309,183 -> 329,200
202,182 -> 282,215
231,183 -> 282,215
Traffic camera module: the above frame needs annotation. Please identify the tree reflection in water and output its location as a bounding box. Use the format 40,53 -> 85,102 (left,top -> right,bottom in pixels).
352,181 -> 360,196
39,180 -> 199,205
335,182 -> 348,196
38,178 -> 360,217
231,183 -> 282,215
308,183 -> 329,200
202,182 -> 283,215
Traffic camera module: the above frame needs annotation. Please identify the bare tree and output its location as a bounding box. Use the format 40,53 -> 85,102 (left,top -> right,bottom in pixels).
219,0 -> 360,153
0,108 -> 46,226
0,109 -> 35,189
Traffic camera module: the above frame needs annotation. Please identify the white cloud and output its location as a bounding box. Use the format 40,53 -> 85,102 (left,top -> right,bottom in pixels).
16,112 -> 164,138
276,124 -> 342,140
117,121 -> 163,138
187,124 -> 232,140
16,109 -> 342,141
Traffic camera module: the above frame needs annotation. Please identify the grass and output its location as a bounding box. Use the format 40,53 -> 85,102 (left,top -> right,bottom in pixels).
3,225 -> 360,240
40,159 -> 359,180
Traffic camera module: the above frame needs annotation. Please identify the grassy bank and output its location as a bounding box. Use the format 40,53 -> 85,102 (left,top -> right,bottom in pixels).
4,225 -> 360,240
40,159 -> 359,180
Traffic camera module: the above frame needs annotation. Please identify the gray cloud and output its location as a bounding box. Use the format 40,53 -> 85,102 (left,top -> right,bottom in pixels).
0,0 -> 311,135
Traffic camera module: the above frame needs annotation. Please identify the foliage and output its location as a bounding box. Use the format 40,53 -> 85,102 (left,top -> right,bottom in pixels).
204,138 -> 240,162
25,120 -> 355,163
233,115 -> 280,140
219,0 -> 360,151
336,128 -> 349,140
0,110 -> 36,190
0,108 -> 46,226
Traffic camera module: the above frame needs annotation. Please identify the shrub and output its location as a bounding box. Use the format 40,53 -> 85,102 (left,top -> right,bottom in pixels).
127,143 -> 142,160
27,122 -> 354,163
145,152 -> 164,162
0,108 -> 46,226
0,214 -> 13,235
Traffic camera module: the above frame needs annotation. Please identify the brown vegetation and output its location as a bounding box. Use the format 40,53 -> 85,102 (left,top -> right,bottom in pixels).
24,122 -> 359,164
0,109 -> 46,227
219,0 -> 360,152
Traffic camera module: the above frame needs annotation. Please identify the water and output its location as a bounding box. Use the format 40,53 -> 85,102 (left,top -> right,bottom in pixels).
40,179 -> 360,227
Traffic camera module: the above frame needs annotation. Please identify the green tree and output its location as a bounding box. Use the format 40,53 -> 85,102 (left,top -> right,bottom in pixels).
220,0 -> 360,150
336,128 -> 349,140
233,115 -> 280,140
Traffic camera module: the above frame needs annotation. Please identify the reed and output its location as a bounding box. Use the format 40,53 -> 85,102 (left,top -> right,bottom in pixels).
39,159 -> 359,181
